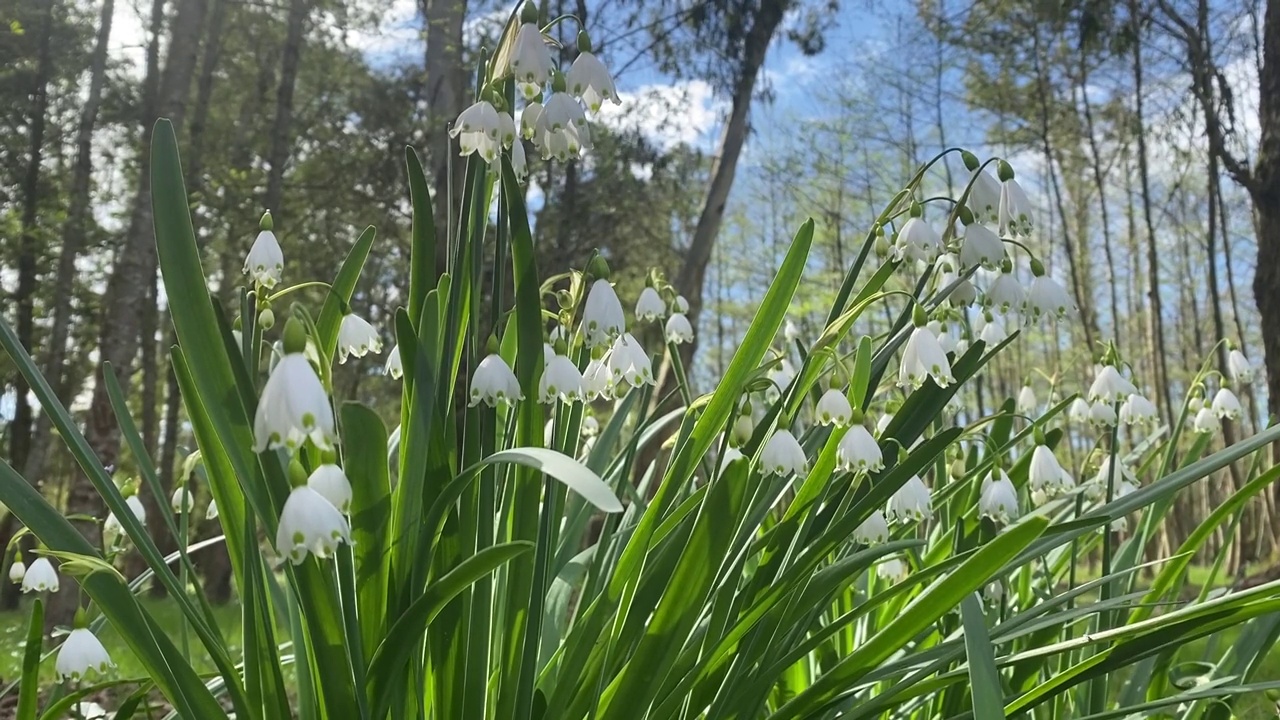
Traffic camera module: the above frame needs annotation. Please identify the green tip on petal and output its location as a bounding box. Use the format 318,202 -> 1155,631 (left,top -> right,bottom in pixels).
260,210 -> 274,231
283,317 -> 307,354
586,254 -> 611,281
577,29 -> 592,53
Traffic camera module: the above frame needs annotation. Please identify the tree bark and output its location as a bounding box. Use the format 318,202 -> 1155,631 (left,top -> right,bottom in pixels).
263,0 -> 310,220
423,0 -> 468,272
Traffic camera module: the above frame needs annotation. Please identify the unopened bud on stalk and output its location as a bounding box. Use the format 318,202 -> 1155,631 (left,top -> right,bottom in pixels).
911,304 -> 929,328
909,201 -> 923,218
577,29 -> 593,53
288,458 -> 308,488
260,210 -> 274,231
961,150 -> 980,171
586,255 -> 610,281
957,205 -> 974,226
283,317 -> 308,354
996,159 -> 1014,182
1030,257 -> 1046,277
259,307 -> 275,330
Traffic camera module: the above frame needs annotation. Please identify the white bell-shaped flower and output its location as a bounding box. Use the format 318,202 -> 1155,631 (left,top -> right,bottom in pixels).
1088,400 -> 1118,428
960,223 -> 1004,269
56,628 -> 114,681
980,468 -> 1020,522
308,464 -> 352,514
509,23 -> 555,96
1016,386 -> 1037,416
998,177 -> 1034,236
1211,388 -> 1243,420
496,111 -> 517,147
1029,444 -> 1073,498
783,319 -> 801,343
583,279 -> 625,347
984,580 -> 1005,604
7,560 -> 25,586
837,424 -> 883,473
1089,365 -> 1137,404
887,475 -> 933,521
540,354 -> 585,404
125,495 -> 146,523
566,51 -> 619,112
853,510 -> 890,545
730,412 -> 755,446
1119,393 -> 1158,426
899,325 -> 954,390
937,269 -> 978,307
582,415 -> 600,437
72,703 -> 109,720
768,358 -> 796,395
583,356 -> 614,399
635,287 -> 667,321
452,101 -> 503,162
930,321 -> 959,354
1068,397 -> 1091,423
1026,275 -> 1075,320
608,333 -> 655,389
337,314 -> 382,363
385,344 -> 403,379
761,429 -> 808,476
893,217 -> 941,263
1228,349 -> 1254,384
244,230 -> 284,288
877,557 -> 909,582
983,273 -> 1025,314
103,512 -> 127,549
521,101 -> 543,139
1090,456 -> 1136,493
206,497 -> 219,520
469,353 -> 523,407
1192,406 -> 1219,434
673,295 -> 690,313
21,557 -> 58,593
719,446 -> 745,472
544,92 -> 588,131
511,139 -> 528,181
815,389 -> 852,426
276,485 -> 351,564
966,167 -> 1001,224
976,311 -> 1012,345
253,353 -> 336,452
665,313 -> 694,344
171,486 -> 193,514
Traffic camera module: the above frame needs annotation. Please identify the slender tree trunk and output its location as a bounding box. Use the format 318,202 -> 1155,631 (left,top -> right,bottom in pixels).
56,0 -> 208,628
1078,55 -> 1121,347
263,0 -> 310,219
422,0 -> 468,271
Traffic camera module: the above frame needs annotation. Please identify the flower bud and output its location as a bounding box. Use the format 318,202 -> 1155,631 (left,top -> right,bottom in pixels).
259,307 -> 276,330
520,1 -> 538,23
260,210 -> 273,231
957,204 -> 974,226
283,317 -> 308,355
960,150 -> 980,171
996,159 -> 1014,182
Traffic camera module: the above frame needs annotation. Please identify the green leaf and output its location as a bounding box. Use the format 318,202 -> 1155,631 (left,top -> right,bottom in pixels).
316,225 -> 376,365
342,402 -> 393,661
961,592 -> 1005,719
16,599 -> 42,720
405,147 -> 436,327
482,448 -> 623,512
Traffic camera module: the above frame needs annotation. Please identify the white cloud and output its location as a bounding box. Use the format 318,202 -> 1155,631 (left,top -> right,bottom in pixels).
596,79 -> 725,151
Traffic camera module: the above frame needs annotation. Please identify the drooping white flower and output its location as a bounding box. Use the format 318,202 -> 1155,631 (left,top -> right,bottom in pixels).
673,295 -> 690,313
815,389 -> 853,426
582,356 -> 614,399
719,446 -> 745,472
253,353 -> 336,452
275,485 -> 351,564
635,287 -> 666,321
72,702 -> 109,720
1228,349 -> 1254,384
665,313 -> 694,344
540,354 -> 585,404
385,344 -> 403,379
931,321 -> 959,354
837,424 -> 883,473
853,510 -> 890,545
1088,365 -> 1138,404
582,415 -> 600,437
56,628 -> 114,681
583,279 -> 625,347
1193,406 -> 1219,435
1026,275 -> 1075,320
21,557 -> 58,593
899,325 -> 954,390
452,101 -> 503,162
887,475 -> 933,521
608,333 -> 654,389
509,23 -> 555,96
783,319 -> 801,343
8,560 -> 25,584
1029,445 -> 1074,498
543,343 -> 557,366
730,412 -> 754,446
1088,400 -> 1118,428
469,353 -> 523,407
1068,397 -> 1091,423
937,269 -> 978,307
984,580 -> 1005,604
1016,386 -> 1037,416
877,557 -> 909,582
980,468 -> 1020,522
1090,457 -> 1136,497
337,314 -> 382,363
521,102 -> 543,139
206,497 -> 219,520
1211,388 -> 1243,420
308,464 -> 352,514
125,495 -> 146,524
960,223 -> 1004,269
171,486 -> 193,514
893,217 -> 942,263
983,273 -> 1025,314
496,111 -> 517,147
761,429 -> 808,476
966,168 -> 1002,224
511,139 -> 528,181
1119,394 -> 1158,426
544,92 -> 588,131
998,177 -> 1034,236
768,358 -> 796,395
566,51 -> 619,112
244,230 -> 284,288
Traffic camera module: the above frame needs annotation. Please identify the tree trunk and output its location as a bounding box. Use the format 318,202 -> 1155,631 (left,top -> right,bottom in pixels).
423,0 -> 468,271
1253,0 -> 1280,436
1077,54 -> 1121,347
263,0 -> 310,219
55,0 -> 208,628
